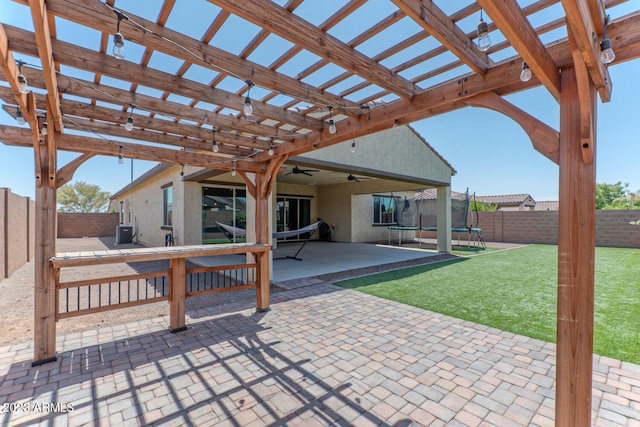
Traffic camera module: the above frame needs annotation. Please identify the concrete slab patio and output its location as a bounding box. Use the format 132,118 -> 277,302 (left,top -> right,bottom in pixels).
1,279 -> 638,426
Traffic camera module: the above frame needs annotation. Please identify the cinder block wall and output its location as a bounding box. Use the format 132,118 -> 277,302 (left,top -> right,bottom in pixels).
57,213 -> 120,238
473,210 -> 640,248
0,188 -> 35,279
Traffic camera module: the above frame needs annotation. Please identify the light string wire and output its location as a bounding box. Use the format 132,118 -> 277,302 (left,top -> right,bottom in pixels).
100,2 -> 388,117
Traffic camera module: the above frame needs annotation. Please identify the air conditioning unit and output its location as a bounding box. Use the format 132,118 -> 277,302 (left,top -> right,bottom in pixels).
116,225 -> 133,244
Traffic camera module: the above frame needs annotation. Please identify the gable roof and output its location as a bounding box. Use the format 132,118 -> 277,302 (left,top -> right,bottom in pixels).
475,194 -> 536,207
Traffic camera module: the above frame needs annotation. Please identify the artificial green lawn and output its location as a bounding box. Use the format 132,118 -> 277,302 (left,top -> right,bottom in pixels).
336,245 -> 640,364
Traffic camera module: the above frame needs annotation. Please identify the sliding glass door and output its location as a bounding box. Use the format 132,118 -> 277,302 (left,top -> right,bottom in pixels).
276,196 -> 311,241
202,187 -> 246,244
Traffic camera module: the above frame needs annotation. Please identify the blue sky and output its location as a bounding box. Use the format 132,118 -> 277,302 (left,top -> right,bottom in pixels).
0,1 -> 638,202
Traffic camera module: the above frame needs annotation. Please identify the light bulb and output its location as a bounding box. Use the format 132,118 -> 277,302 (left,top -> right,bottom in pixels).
600,37 -> 615,64
40,122 -> 48,136
125,116 -> 134,131
16,108 -> 26,125
17,74 -> 28,94
329,119 -> 337,134
212,141 -> 219,152
268,145 -> 274,156
243,96 -> 253,116
118,154 -> 124,165
113,33 -> 125,59
231,166 -> 236,177
477,20 -> 491,52
351,142 -> 356,153
520,62 -> 532,82
392,119 -> 399,128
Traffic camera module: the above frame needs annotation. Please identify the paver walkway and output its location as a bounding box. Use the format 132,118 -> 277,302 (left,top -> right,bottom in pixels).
1,281 -> 638,426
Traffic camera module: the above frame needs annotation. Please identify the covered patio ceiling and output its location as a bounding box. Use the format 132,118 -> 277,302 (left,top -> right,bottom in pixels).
1,1 -> 640,426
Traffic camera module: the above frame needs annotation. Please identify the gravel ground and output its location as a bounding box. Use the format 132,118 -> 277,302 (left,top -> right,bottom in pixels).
0,237 -> 481,346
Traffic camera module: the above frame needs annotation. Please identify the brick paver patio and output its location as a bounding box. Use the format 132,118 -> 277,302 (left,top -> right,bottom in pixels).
1,281 -> 638,426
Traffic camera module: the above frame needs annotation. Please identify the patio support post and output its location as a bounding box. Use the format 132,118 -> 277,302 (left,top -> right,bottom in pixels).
33,114 -> 58,366
169,257 -> 187,332
556,65 -> 597,426
436,186 -> 451,253
254,171 -> 271,312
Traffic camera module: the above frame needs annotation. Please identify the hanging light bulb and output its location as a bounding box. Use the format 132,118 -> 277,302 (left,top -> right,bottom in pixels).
112,11 -> 126,59
180,164 -> 185,176
243,80 -> 254,116
40,121 -> 48,136
117,146 -> 124,164
268,144 -> 274,156
124,105 -> 135,131
600,16 -> 615,64
15,107 -> 26,125
328,105 -> 337,134
520,61 -> 532,82
16,60 -> 28,94
351,140 -> 356,153
231,165 -> 237,177
476,10 -> 491,52
212,128 -> 219,152
392,119 -> 399,129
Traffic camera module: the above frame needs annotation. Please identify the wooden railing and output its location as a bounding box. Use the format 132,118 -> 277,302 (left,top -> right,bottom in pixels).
51,243 -> 271,331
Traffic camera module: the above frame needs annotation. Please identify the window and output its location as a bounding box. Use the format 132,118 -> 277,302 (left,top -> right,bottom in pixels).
202,187 -> 246,244
276,195 -> 312,240
163,185 -> 173,227
373,195 -> 397,225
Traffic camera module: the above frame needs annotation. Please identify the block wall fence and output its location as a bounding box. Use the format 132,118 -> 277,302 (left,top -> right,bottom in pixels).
421,210 -> 640,248
0,188 -> 35,279
57,212 -> 120,238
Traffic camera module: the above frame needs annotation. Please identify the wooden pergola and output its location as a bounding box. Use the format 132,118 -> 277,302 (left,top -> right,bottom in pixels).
1,1 -> 639,424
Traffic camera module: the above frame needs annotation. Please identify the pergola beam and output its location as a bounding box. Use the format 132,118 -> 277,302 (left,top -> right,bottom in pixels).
2,25 -> 320,133
43,0 -> 362,112
560,0 -> 612,102
478,0 -> 561,100
28,0 -> 63,132
392,0 -> 492,76
0,23 -> 35,129
207,0 -> 419,100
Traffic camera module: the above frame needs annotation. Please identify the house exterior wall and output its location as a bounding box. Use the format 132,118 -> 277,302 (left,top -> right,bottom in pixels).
317,180 -> 421,242
113,166 -> 179,247
297,126 -> 452,186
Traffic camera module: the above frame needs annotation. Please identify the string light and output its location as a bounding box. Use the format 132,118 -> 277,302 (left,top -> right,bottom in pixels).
600,15 -> 615,64
118,145 -> 124,164
328,105 -> 337,134
113,11 -> 126,59
125,105 -> 135,131
15,107 -> 26,125
180,164 -> 184,176
477,10 -> 491,52
520,61 -> 532,82
231,163 -> 237,177
243,80 -> 254,116
16,60 -> 28,94
212,128 -> 219,152
40,114 -> 48,136
351,140 -> 356,153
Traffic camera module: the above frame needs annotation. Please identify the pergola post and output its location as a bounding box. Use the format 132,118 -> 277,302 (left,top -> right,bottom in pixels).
436,185 -> 451,253
254,171 -> 271,312
556,65 -> 597,425
33,126 -> 58,366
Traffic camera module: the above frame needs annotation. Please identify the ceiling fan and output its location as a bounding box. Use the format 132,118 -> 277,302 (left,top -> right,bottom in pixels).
285,166 -> 320,177
347,174 -> 372,182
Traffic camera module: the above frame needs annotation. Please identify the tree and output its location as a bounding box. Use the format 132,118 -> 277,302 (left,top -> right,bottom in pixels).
57,181 -> 111,213
596,181 -> 628,209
